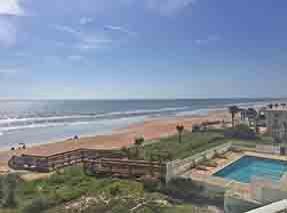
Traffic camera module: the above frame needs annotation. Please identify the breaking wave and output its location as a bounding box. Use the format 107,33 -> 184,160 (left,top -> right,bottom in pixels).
0,106 -> 190,133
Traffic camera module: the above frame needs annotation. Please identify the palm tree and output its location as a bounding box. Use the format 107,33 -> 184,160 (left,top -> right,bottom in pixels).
228,106 -> 240,128
134,136 -> 144,159
176,124 -> 184,143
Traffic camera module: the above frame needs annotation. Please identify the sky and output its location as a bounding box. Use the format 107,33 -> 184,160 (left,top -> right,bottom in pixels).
0,0 -> 287,99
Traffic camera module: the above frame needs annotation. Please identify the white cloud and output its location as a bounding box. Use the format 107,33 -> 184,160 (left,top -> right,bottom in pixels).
53,25 -> 81,36
77,39 -> 112,50
195,35 -> 220,45
119,0 -> 196,15
104,25 -> 136,36
0,0 -> 24,16
54,24 -> 115,50
146,0 -> 196,15
0,0 -> 24,47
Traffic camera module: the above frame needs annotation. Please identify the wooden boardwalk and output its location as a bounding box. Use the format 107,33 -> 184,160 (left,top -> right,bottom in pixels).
8,149 -> 166,181
85,158 -> 166,181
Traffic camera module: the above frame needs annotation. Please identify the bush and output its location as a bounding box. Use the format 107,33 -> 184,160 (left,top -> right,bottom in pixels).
0,176 -> 4,202
161,178 -> 203,199
224,124 -> 257,140
143,177 -> 160,192
192,124 -> 201,132
21,197 -> 51,213
2,174 -> 17,208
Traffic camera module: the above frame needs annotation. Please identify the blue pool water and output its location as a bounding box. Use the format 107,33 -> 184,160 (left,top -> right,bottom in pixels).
213,156 -> 287,183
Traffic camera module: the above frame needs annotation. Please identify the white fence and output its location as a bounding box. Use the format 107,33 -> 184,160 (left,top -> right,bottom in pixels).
250,176 -> 287,204
165,142 -> 232,182
255,144 -> 280,155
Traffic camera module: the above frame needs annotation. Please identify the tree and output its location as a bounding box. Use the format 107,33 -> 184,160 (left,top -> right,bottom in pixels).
228,106 -> 240,128
134,136 -> 144,159
176,124 -> 184,143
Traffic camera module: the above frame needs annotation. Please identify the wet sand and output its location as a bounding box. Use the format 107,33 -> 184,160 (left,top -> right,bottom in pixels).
0,109 -> 231,172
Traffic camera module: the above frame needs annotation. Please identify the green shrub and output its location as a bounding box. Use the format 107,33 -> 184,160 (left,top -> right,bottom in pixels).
161,178 -> 203,199
0,176 -> 4,201
2,174 -> 17,208
21,197 -> 51,213
224,124 -> 257,140
143,178 -> 161,192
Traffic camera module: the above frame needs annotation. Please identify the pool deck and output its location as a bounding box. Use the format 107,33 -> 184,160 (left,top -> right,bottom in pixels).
181,150 -> 287,203
183,151 -> 287,179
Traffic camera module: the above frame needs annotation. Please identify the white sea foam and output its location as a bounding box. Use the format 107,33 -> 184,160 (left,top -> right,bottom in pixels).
0,123 -> 68,132
0,106 -> 189,125
175,107 -> 225,117
0,114 -> 151,133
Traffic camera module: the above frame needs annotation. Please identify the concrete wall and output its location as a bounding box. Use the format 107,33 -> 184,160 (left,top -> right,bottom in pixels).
255,144 -> 280,155
191,177 -> 227,197
250,177 -> 287,204
165,143 -> 232,182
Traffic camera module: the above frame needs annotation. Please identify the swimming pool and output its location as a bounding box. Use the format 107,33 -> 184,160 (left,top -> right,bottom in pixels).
213,156 -> 287,183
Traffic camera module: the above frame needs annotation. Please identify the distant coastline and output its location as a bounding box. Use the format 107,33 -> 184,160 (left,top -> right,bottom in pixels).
0,98 -> 279,149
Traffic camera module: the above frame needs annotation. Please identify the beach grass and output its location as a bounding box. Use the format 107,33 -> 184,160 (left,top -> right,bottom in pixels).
144,129 -> 228,160
5,166 -> 207,213
144,129 -> 274,161
0,166 -> 147,212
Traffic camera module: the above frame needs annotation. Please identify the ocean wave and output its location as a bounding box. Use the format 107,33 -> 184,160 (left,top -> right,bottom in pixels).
0,123 -> 69,132
0,106 -> 189,125
0,114 -> 149,134
175,107 -> 225,116
0,106 -> 189,133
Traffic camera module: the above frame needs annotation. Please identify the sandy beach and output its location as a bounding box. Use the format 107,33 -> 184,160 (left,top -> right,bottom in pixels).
0,109 -> 231,172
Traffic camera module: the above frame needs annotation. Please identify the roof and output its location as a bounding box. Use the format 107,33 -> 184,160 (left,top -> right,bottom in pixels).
264,107 -> 287,112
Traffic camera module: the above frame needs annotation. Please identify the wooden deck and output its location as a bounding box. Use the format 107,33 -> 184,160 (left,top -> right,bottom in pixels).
85,158 -> 166,181
8,149 -> 166,181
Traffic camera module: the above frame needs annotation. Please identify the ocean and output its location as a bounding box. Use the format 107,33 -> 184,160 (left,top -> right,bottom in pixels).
0,99 -> 274,149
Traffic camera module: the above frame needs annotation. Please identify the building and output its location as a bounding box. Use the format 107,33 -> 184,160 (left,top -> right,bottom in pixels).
240,108 -> 258,128
264,107 -> 287,138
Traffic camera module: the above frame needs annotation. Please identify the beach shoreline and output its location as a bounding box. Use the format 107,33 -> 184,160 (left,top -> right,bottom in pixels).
0,108 -> 231,172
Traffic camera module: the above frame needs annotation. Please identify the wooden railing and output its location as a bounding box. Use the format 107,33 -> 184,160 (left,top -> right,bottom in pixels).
85,158 -> 166,181
8,149 -> 166,181
8,148 -> 124,172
